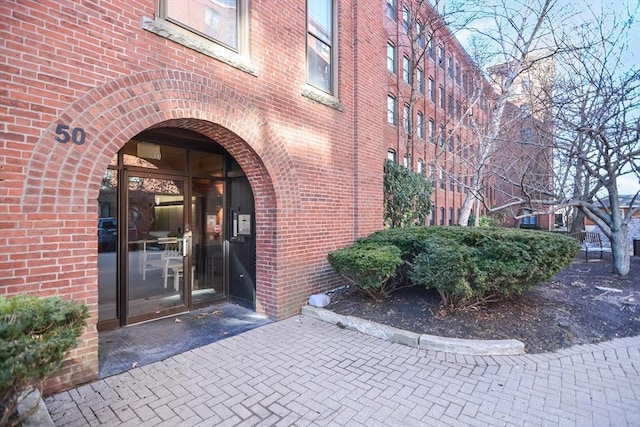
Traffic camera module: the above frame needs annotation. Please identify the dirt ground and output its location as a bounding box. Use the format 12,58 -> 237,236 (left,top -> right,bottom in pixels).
326,253 -> 640,353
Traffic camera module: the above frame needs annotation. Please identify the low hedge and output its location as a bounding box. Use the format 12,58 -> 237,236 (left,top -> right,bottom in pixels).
329,226 -> 579,309
1,295 -> 89,427
327,244 -> 403,300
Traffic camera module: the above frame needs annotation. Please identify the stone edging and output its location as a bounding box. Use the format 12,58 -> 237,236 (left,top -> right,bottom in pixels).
301,305 -> 525,356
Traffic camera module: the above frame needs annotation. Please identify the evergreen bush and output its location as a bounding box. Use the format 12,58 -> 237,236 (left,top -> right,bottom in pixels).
0,295 -> 89,427
328,244 -> 403,300
335,226 -> 579,309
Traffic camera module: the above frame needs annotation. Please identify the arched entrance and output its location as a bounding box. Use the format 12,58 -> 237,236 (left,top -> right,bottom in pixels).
97,127 -> 256,330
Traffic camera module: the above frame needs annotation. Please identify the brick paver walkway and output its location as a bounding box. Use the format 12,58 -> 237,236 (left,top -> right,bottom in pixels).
46,316 -> 640,426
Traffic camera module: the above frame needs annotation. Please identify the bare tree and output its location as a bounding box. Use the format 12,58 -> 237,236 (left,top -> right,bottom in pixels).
551,9 -> 640,275
453,0 -> 569,227
482,4 -> 640,275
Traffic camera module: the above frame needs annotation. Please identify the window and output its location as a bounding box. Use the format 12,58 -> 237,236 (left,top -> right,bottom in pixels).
456,135 -> 461,155
447,133 -> 453,152
449,207 -> 454,225
387,42 -> 396,73
403,154 -> 409,168
402,55 -> 410,84
386,0 -> 395,19
429,119 -> 435,144
402,6 -> 410,34
387,95 -> 396,125
387,149 -> 397,162
438,125 -> 445,146
439,86 -> 445,109
417,68 -> 424,94
455,63 -> 460,84
449,174 -> 454,191
163,0 -> 242,50
521,209 -> 537,227
447,93 -> 453,116
521,103 -> 531,117
456,174 -> 462,193
417,112 -> 424,139
440,207 -> 445,225
439,170 -> 445,190
438,45 -> 444,68
417,159 -> 423,174
428,35 -> 434,58
456,101 -> 461,121
430,207 -> 435,225
416,21 -> 424,48
447,56 -> 453,78
428,77 -> 435,102
307,0 -> 334,93
403,104 -> 410,132
463,72 -> 468,92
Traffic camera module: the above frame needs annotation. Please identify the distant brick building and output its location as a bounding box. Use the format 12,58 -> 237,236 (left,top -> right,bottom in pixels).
2,0 -> 504,392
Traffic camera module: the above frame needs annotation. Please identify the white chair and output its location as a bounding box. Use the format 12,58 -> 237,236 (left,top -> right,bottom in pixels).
143,237 -> 183,289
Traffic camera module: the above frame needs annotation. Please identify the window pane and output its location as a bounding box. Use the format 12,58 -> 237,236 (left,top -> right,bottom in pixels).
166,0 -> 238,49
308,36 -> 331,92
308,0 -> 332,44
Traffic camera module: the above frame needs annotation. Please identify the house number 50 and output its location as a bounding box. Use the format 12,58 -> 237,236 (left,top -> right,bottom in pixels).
55,124 -> 86,145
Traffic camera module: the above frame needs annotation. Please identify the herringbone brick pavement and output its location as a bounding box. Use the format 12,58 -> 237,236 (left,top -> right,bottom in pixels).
46,316 -> 640,426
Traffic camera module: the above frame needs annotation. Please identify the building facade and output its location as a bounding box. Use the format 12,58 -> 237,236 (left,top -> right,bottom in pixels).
382,0 -> 495,227
2,0 -> 504,392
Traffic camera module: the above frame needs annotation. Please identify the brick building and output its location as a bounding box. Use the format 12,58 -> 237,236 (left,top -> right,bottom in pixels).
2,0 -> 497,392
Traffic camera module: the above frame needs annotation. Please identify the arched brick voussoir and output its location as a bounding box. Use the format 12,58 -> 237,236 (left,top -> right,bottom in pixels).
21,69 -> 302,214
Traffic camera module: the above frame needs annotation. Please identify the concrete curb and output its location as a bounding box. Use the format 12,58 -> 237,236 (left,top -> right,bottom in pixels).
301,305 -> 525,356
18,389 -> 54,427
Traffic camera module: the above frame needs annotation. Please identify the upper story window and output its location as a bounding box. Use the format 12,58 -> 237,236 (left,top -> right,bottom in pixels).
387,149 -> 397,162
162,0 -> 242,51
403,154 -> 409,168
387,42 -> 396,73
428,35 -> 434,58
417,68 -> 424,94
439,85 -> 445,109
438,45 -> 444,68
429,77 -> 435,102
417,112 -> 424,139
429,118 -> 435,144
402,55 -> 410,84
417,159 -> 423,174
455,63 -> 460,84
386,0 -> 396,19
403,104 -> 410,132
387,95 -> 396,125
307,0 -> 335,94
447,56 -> 453,77
438,125 -> 445,146
416,21 -> 424,49
402,6 -> 410,34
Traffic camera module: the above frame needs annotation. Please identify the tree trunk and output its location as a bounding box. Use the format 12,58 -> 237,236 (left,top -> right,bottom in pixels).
569,209 -> 585,234
611,224 -> 630,275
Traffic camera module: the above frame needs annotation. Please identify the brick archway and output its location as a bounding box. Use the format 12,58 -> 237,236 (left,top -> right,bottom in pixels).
23,70 -> 299,321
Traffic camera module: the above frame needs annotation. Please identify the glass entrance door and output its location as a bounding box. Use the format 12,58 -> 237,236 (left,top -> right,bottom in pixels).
191,178 -> 225,305
127,174 -> 187,321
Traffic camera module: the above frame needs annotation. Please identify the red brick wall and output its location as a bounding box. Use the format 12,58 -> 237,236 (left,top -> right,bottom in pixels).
1,0 -> 382,392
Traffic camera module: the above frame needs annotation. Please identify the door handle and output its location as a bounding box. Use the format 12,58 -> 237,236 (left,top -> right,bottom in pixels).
182,231 -> 192,257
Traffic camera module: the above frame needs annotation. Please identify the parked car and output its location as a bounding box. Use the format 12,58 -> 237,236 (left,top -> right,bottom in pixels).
98,217 -> 137,252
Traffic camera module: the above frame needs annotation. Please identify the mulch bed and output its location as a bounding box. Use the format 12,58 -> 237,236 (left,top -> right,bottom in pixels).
326,254 -> 640,353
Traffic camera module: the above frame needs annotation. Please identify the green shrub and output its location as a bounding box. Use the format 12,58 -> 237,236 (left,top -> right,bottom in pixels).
0,295 -> 89,427
352,226 -> 579,309
383,160 -> 433,228
328,244 -> 403,300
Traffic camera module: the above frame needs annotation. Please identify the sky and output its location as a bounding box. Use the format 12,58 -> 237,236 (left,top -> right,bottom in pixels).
450,0 -> 640,196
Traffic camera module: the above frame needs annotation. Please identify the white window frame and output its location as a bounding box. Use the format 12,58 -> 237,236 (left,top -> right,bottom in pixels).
306,0 -> 337,95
